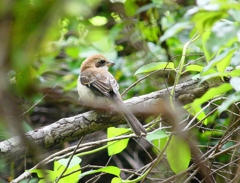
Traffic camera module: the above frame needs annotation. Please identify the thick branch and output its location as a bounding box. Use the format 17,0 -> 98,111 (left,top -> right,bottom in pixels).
0,78 -> 223,161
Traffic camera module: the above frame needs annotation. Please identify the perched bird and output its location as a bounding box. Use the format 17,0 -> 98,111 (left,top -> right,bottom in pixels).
77,54 -> 146,136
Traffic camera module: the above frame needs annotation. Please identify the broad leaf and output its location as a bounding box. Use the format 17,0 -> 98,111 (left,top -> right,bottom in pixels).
203,47 -> 236,74
185,104 -> 208,125
192,83 -> 232,111
184,65 -> 204,73
146,129 -> 169,141
58,156 -> 82,168
166,136 -> 191,174
111,177 -> 123,183
135,62 -> 175,75
31,159 -> 81,183
107,127 -> 130,156
79,166 -> 121,179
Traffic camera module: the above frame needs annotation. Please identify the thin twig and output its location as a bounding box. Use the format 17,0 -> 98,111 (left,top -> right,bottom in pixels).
55,137 -> 83,183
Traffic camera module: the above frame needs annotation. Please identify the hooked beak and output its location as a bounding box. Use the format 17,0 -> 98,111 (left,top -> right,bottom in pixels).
107,61 -> 115,67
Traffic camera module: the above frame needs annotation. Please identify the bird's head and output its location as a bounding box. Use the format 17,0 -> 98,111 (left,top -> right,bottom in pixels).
80,54 -> 115,71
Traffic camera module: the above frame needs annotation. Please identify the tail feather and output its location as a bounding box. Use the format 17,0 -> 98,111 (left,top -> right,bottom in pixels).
113,96 -> 146,136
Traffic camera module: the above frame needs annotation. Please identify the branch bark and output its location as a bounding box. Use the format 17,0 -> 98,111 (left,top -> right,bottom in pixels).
0,78 -> 224,161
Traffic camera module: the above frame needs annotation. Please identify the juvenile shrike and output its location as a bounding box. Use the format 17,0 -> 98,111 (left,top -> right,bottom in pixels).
77,54 -> 146,136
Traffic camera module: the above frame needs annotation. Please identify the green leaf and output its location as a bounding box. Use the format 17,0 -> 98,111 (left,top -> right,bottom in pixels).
199,72 -> 226,83
191,9 -> 228,34
30,169 -> 54,180
184,65 -> 204,73
135,62 -> 175,75
65,47 -> 79,58
58,156 -> 82,168
202,30 -> 213,61
228,69 -> 240,77
107,127 -> 130,156
111,177 -> 123,183
146,129 -> 169,141
152,137 -> 168,153
160,21 -> 191,43
31,159 -> 81,183
147,130 -> 169,154
192,83 -> 233,110
54,160 -> 81,183
185,104 -> 208,125
218,92 -> 240,113
216,49 -> 236,73
166,136 -> 191,174
124,0 -> 138,17
138,21 -> 160,42
89,16 -> 108,26
98,166 -> 121,177
203,47 -> 236,74
79,166 -> 121,179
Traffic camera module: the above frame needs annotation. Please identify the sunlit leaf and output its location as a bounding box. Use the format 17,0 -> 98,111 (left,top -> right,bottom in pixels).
229,69 -> 240,77
138,21 -> 160,42
166,136 -> 191,174
124,0 -> 137,17
111,177 -> 122,183
185,65 -> 204,72
79,166 -> 121,179
31,159 -> 81,183
185,104 -> 208,125
202,30 -> 213,61
203,47 -> 236,74
191,9 -> 228,34
135,62 -> 175,75
30,169 -> 54,180
152,137 -> 168,153
58,156 -> 82,168
98,166 -> 121,177
146,129 -> 169,141
107,127 -> 130,156
89,16 -> 108,26
192,83 -> 233,110
199,72 -> 225,83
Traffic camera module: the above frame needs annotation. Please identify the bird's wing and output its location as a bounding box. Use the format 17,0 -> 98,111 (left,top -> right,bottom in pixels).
80,69 -> 120,99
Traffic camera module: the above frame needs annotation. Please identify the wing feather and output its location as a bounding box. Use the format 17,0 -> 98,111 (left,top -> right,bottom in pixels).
80,69 -> 120,99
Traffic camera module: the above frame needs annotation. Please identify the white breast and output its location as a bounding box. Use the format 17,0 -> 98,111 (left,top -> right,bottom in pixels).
77,76 -> 110,107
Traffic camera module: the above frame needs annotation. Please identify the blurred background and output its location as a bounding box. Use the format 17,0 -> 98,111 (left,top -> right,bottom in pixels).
1,0 -> 239,182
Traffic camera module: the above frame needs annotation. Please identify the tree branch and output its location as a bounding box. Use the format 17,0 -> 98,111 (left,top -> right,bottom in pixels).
0,78 -> 224,161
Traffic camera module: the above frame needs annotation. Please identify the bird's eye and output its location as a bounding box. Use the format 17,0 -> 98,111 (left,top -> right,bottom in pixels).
99,59 -> 106,64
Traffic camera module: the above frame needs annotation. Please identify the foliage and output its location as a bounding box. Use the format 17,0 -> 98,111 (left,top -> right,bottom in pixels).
30,156 -> 81,183
0,0 -> 240,182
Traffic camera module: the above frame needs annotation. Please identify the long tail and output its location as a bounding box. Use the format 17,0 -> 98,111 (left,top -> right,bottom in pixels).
113,96 -> 146,136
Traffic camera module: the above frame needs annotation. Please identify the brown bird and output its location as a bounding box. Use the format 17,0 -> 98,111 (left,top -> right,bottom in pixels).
77,54 -> 146,136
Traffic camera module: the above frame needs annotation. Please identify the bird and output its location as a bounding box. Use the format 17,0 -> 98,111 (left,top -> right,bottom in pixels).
77,54 -> 146,136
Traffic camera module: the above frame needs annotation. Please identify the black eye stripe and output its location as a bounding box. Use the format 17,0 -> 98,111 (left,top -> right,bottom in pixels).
99,59 -> 106,64
95,59 -> 106,67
